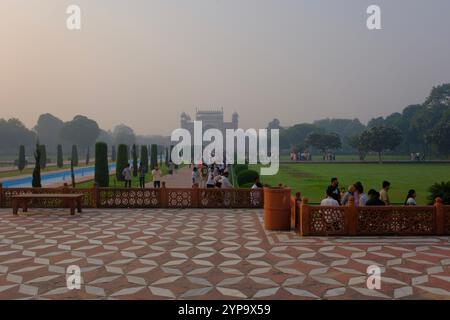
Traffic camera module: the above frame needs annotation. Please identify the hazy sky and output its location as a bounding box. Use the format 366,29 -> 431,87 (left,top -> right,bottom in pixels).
1,0 -> 450,135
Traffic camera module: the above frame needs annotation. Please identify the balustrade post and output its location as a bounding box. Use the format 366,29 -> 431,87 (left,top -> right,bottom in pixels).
295,192 -> 301,230
299,197 -> 310,236
160,182 -> 168,208
347,196 -> 358,235
92,183 -> 99,208
192,184 -> 199,208
434,197 -> 444,235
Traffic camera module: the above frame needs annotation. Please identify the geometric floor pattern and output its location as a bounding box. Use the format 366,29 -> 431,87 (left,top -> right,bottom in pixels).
0,208 -> 449,300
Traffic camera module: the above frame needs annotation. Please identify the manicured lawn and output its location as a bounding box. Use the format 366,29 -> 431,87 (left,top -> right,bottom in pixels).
254,163 -> 450,205
76,165 -> 169,188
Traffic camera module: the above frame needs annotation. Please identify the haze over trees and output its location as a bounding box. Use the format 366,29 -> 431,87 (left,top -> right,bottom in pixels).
34,113 -> 64,151
0,83 -> 449,159
60,115 -> 100,152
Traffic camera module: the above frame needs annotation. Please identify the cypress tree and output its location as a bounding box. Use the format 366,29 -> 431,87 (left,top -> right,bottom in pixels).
132,144 -> 138,177
32,143 -> 42,188
18,145 -> 26,172
150,144 -> 158,170
39,145 -> 47,169
71,145 -> 79,166
95,142 -> 109,187
165,147 -> 169,166
57,144 -> 64,168
85,147 -> 90,166
116,144 -> 128,181
140,145 -> 149,173
111,145 -> 116,161
70,158 -> 76,187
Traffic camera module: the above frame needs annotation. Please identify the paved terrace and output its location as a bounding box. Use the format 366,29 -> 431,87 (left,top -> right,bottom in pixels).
0,208 -> 449,300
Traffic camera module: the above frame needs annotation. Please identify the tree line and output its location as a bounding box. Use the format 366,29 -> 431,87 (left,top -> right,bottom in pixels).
0,113 -> 170,157
272,83 -> 450,158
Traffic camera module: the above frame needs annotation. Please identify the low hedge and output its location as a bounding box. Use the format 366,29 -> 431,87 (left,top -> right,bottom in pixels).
234,164 -> 249,176
237,169 -> 259,187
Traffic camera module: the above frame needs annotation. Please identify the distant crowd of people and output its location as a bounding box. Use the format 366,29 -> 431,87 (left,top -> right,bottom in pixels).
320,178 -> 417,207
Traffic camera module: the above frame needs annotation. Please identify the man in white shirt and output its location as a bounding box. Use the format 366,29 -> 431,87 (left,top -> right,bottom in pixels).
122,163 -> 132,188
320,186 -> 339,206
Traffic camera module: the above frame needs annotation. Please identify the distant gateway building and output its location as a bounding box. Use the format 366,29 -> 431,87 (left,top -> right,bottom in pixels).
180,108 -> 239,133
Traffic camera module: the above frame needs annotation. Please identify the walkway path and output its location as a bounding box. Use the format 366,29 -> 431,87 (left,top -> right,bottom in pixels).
146,166 -> 193,188
0,208 -> 448,299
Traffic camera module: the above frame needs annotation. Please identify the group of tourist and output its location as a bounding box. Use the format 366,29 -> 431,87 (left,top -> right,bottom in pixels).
191,163 -> 233,188
120,162 -> 162,189
290,151 -> 312,161
321,178 -> 417,206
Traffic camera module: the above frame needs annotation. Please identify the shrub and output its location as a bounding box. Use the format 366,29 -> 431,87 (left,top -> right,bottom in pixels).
116,144 -> 128,181
150,144 -> 158,170
57,144 -> 64,168
140,145 -> 149,173
234,164 -> 249,176
18,145 -> 26,172
111,145 -> 116,161
239,182 -> 255,189
71,145 -> 79,166
132,144 -> 138,177
237,169 -> 259,187
427,181 -> 450,204
95,142 -> 109,187
32,144 -> 41,188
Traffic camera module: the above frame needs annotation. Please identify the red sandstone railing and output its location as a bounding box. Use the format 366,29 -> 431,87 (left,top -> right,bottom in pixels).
0,182 -> 264,209
295,196 -> 450,236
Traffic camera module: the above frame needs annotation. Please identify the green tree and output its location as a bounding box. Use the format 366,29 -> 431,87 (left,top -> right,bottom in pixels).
70,158 -> 76,187
95,142 -> 109,187
140,145 -> 149,173
116,144 -> 128,181
59,115 -> 100,150
32,143 -> 42,188
85,146 -> 90,166
39,145 -> 47,169
165,147 -> 169,166
18,145 -> 26,172
305,132 -> 342,157
0,118 -> 36,154
34,113 -> 64,150
132,144 -> 138,177
429,121 -> 450,157
111,145 -> 117,161
150,144 -> 158,170
57,144 -> 64,168
348,135 -> 368,160
71,145 -> 79,166
359,126 -> 403,163
113,124 -> 136,146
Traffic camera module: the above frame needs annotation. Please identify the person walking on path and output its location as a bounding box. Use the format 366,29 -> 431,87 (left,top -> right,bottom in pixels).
122,163 -> 132,188
152,166 -> 162,188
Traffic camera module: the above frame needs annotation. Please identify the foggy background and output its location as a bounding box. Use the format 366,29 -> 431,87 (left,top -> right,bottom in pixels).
1,0 -> 450,134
